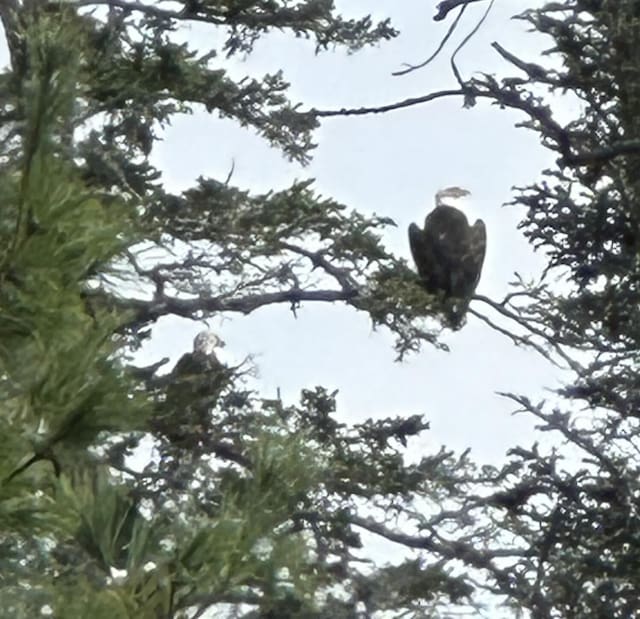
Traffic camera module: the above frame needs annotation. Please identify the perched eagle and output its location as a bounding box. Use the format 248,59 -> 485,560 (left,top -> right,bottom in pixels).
156,330 -> 230,445
408,187 -> 486,324
170,330 -> 227,399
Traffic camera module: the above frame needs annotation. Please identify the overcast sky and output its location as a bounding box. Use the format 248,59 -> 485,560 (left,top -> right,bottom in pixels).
134,0 -> 565,466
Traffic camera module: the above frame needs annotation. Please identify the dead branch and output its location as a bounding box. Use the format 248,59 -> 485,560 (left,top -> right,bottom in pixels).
311,89 -> 465,117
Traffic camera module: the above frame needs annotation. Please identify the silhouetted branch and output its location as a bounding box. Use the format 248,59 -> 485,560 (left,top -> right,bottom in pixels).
473,294 -> 584,374
312,89 -> 465,117
497,393 -> 627,483
393,6 -> 467,76
491,42 -> 549,80
279,241 -> 358,293
73,0 -> 225,24
103,286 -> 359,328
348,513 -> 532,600
449,0 -> 495,96
468,306 -> 560,366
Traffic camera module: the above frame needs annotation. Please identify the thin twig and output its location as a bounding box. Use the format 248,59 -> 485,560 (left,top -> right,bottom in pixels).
473,294 -> 584,374
450,0 -> 495,90
392,5 -> 468,77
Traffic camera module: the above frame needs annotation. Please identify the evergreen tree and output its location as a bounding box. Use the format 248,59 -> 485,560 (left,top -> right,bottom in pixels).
0,8 -> 329,618
1,3 -> 460,618
459,1 -> 640,615
335,0 -> 640,616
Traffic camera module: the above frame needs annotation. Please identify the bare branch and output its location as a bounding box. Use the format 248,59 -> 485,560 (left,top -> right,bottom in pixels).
473,294 -> 584,374
449,0 -> 495,97
348,512 -> 532,600
491,42 -> 550,80
311,89 -> 465,118
468,306 -> 561,367
348,514 -> 526,559
392,6 -> 468,77
497,393 -> 627,484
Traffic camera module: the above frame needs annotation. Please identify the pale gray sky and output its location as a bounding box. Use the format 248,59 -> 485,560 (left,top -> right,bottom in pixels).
140,0 -> 561,465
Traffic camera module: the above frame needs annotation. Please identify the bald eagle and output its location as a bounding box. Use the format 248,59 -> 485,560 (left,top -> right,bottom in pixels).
156,330 -> 230,445
408,187 -> 486,325
170,330 -> 227,400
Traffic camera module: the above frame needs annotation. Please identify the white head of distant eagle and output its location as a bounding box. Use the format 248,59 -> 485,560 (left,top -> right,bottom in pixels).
193,330 -> 225,356
170,330 -> 226,384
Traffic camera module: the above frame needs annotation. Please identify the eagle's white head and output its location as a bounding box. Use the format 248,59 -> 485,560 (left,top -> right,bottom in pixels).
435,186 -> 471,207
193,330 -> 225,356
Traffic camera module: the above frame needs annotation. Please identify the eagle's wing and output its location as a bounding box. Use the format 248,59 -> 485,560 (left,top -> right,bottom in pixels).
445,220 -> 486,327
408,222 -> 433,282
460,219 -> 487,296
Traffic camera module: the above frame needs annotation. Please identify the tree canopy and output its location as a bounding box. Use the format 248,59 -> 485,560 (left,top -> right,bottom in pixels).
1,1 -> 640,618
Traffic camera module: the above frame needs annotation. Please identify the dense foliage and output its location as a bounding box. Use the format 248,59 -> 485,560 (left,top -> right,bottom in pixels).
1,1 -> 640,618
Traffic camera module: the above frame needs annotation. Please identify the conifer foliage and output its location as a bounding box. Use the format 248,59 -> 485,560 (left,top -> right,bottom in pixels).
0,4 -> 451,618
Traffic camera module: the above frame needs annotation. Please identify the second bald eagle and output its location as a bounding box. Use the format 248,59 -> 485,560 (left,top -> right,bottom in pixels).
155,330 -> 230,446
408,187 -> 486,325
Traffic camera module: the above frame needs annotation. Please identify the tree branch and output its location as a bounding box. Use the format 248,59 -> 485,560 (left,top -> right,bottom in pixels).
103,286 -> 359,328
279,242 -> 359,293
392,5 -> 467,76
473,294 -> 585,374
311,89 -> 465,117
72,0 -> 225,24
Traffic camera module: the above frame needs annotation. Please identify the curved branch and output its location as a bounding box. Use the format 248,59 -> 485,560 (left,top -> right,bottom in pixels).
491,42 -> 550,81
449,0 -> 495,95
497,393 -> 628,484
311,89 -> 465,118
348,514 -> 527,559
392,5 -> 467,77
468,306 -> 561,367
72,0 -> 223,24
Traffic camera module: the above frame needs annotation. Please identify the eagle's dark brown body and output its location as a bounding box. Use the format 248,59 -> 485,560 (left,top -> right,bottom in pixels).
409,200 -> 486,324
154,331 -> 230,445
